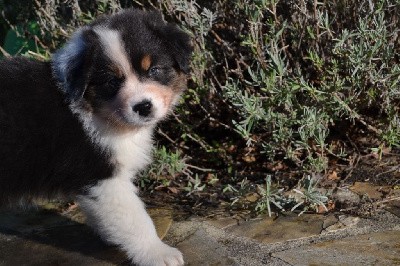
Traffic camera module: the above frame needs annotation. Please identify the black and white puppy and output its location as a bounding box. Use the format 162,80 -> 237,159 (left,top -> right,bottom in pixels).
0,9 -> 191,266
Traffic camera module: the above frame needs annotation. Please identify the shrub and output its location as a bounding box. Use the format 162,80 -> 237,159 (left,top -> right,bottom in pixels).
1,0 -> 399,213
158,0 -> 400,175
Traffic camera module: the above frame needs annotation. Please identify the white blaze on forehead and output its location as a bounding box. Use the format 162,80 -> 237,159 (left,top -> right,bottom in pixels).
93,27 -> 132,77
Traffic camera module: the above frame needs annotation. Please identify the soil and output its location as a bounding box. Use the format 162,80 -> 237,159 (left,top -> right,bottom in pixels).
344,154 -> 400,186
142,149 -> 400,218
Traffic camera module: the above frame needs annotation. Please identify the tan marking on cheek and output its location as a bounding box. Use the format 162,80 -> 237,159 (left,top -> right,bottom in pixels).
162,93 -> 173,107
147,86 -> 175,108
141,54 -> 152,72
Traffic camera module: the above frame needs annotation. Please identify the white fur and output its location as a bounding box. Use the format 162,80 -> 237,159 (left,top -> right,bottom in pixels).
71,94 -> 183,266
94,28 -> 133,77
52,27 -> 89,94
123,79 -> 172,125
60,25 -> 184,266
53,28 -> 87,78
93,28 -> 171,127
77,178 -> 183,266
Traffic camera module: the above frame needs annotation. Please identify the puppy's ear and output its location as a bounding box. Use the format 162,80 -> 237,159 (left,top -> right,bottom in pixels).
52,27 -> 96,101
164,23 -> 193,74
145,11 -> 193,74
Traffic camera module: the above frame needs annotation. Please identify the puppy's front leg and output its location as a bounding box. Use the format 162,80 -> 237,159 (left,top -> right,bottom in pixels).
77,178 -> 184,266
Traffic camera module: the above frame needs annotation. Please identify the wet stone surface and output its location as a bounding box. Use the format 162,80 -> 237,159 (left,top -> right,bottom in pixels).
176,228 -> 239,266
222,214 -> 325,244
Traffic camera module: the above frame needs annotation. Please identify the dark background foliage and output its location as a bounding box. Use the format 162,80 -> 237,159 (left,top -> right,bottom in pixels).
1,0 -> 399,215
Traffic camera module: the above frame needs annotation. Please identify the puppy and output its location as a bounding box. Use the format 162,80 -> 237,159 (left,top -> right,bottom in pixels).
0,9 -> 191,266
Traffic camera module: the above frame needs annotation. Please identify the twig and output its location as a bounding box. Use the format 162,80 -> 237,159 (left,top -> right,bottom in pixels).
339,206 -> 359,212
0,46 -> 11,58
171,113 -> 212,152
343,154 -> 360,182
157,128 -> 177,144
333,92 -> 382,135
157,128 -> 189,150
33,35 -> 48,49
210,29 -> 234,55
186,164 -> 214,172
185,133 -> 210,151
27,51 -> 47,61
374,196 -> 400,206
313,0 -> 319,42
375,165 -> 400,178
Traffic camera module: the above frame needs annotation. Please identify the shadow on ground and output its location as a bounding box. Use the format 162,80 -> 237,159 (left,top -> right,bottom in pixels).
0,208 -> 127,265
1,199 -> 400,265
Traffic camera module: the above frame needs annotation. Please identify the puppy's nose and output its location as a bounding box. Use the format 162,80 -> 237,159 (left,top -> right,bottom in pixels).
133,100 -> 153,117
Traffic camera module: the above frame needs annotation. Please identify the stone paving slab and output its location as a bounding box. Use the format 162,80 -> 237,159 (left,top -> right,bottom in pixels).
272,230 -> 400,266
217,214 -> 326,244
166,211 -> 400,265
386,200 -> 400,218
176,227 -> 239,265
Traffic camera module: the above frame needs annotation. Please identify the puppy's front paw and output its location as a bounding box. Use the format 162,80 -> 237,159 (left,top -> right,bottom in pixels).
135,242 -> 184,266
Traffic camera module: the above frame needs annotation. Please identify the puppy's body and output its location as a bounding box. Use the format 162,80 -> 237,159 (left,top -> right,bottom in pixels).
0,58 -> 113,203
0,9 -> 191,266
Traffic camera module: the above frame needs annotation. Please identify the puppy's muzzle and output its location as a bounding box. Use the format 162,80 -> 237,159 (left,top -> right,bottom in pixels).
132,99 -> 153,117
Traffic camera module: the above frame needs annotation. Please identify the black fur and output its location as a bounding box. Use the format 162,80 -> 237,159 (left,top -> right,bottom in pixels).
0,9 -> 192,265
0,58 -> 113,203
0,9 -> 191,205
54,9 -> 192,104
108,10 -> 192,74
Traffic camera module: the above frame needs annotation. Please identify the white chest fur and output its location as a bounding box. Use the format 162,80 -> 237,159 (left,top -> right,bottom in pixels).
69,101 -> 154,180
101,128 -> 153,178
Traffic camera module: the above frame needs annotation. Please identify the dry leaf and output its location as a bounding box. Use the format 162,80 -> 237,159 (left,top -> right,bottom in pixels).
316,204 -> 328,213
350,182 -> 388,200
327,171 -> 340,181
242,155 -> 256,163
167,187 -> 179,194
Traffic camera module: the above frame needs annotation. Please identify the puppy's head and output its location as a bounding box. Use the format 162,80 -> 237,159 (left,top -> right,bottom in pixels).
52,9 -> 192,130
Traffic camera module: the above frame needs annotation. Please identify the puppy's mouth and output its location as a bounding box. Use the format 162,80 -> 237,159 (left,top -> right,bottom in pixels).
115,108 -> 159,127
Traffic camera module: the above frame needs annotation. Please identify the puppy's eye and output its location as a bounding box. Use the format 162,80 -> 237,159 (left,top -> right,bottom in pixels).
108,76 -> 124,87
148,66 -> 161,77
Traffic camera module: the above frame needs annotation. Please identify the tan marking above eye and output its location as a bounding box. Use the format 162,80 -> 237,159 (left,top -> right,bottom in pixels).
141,54 -> 152,71
109,64 -> 124,78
